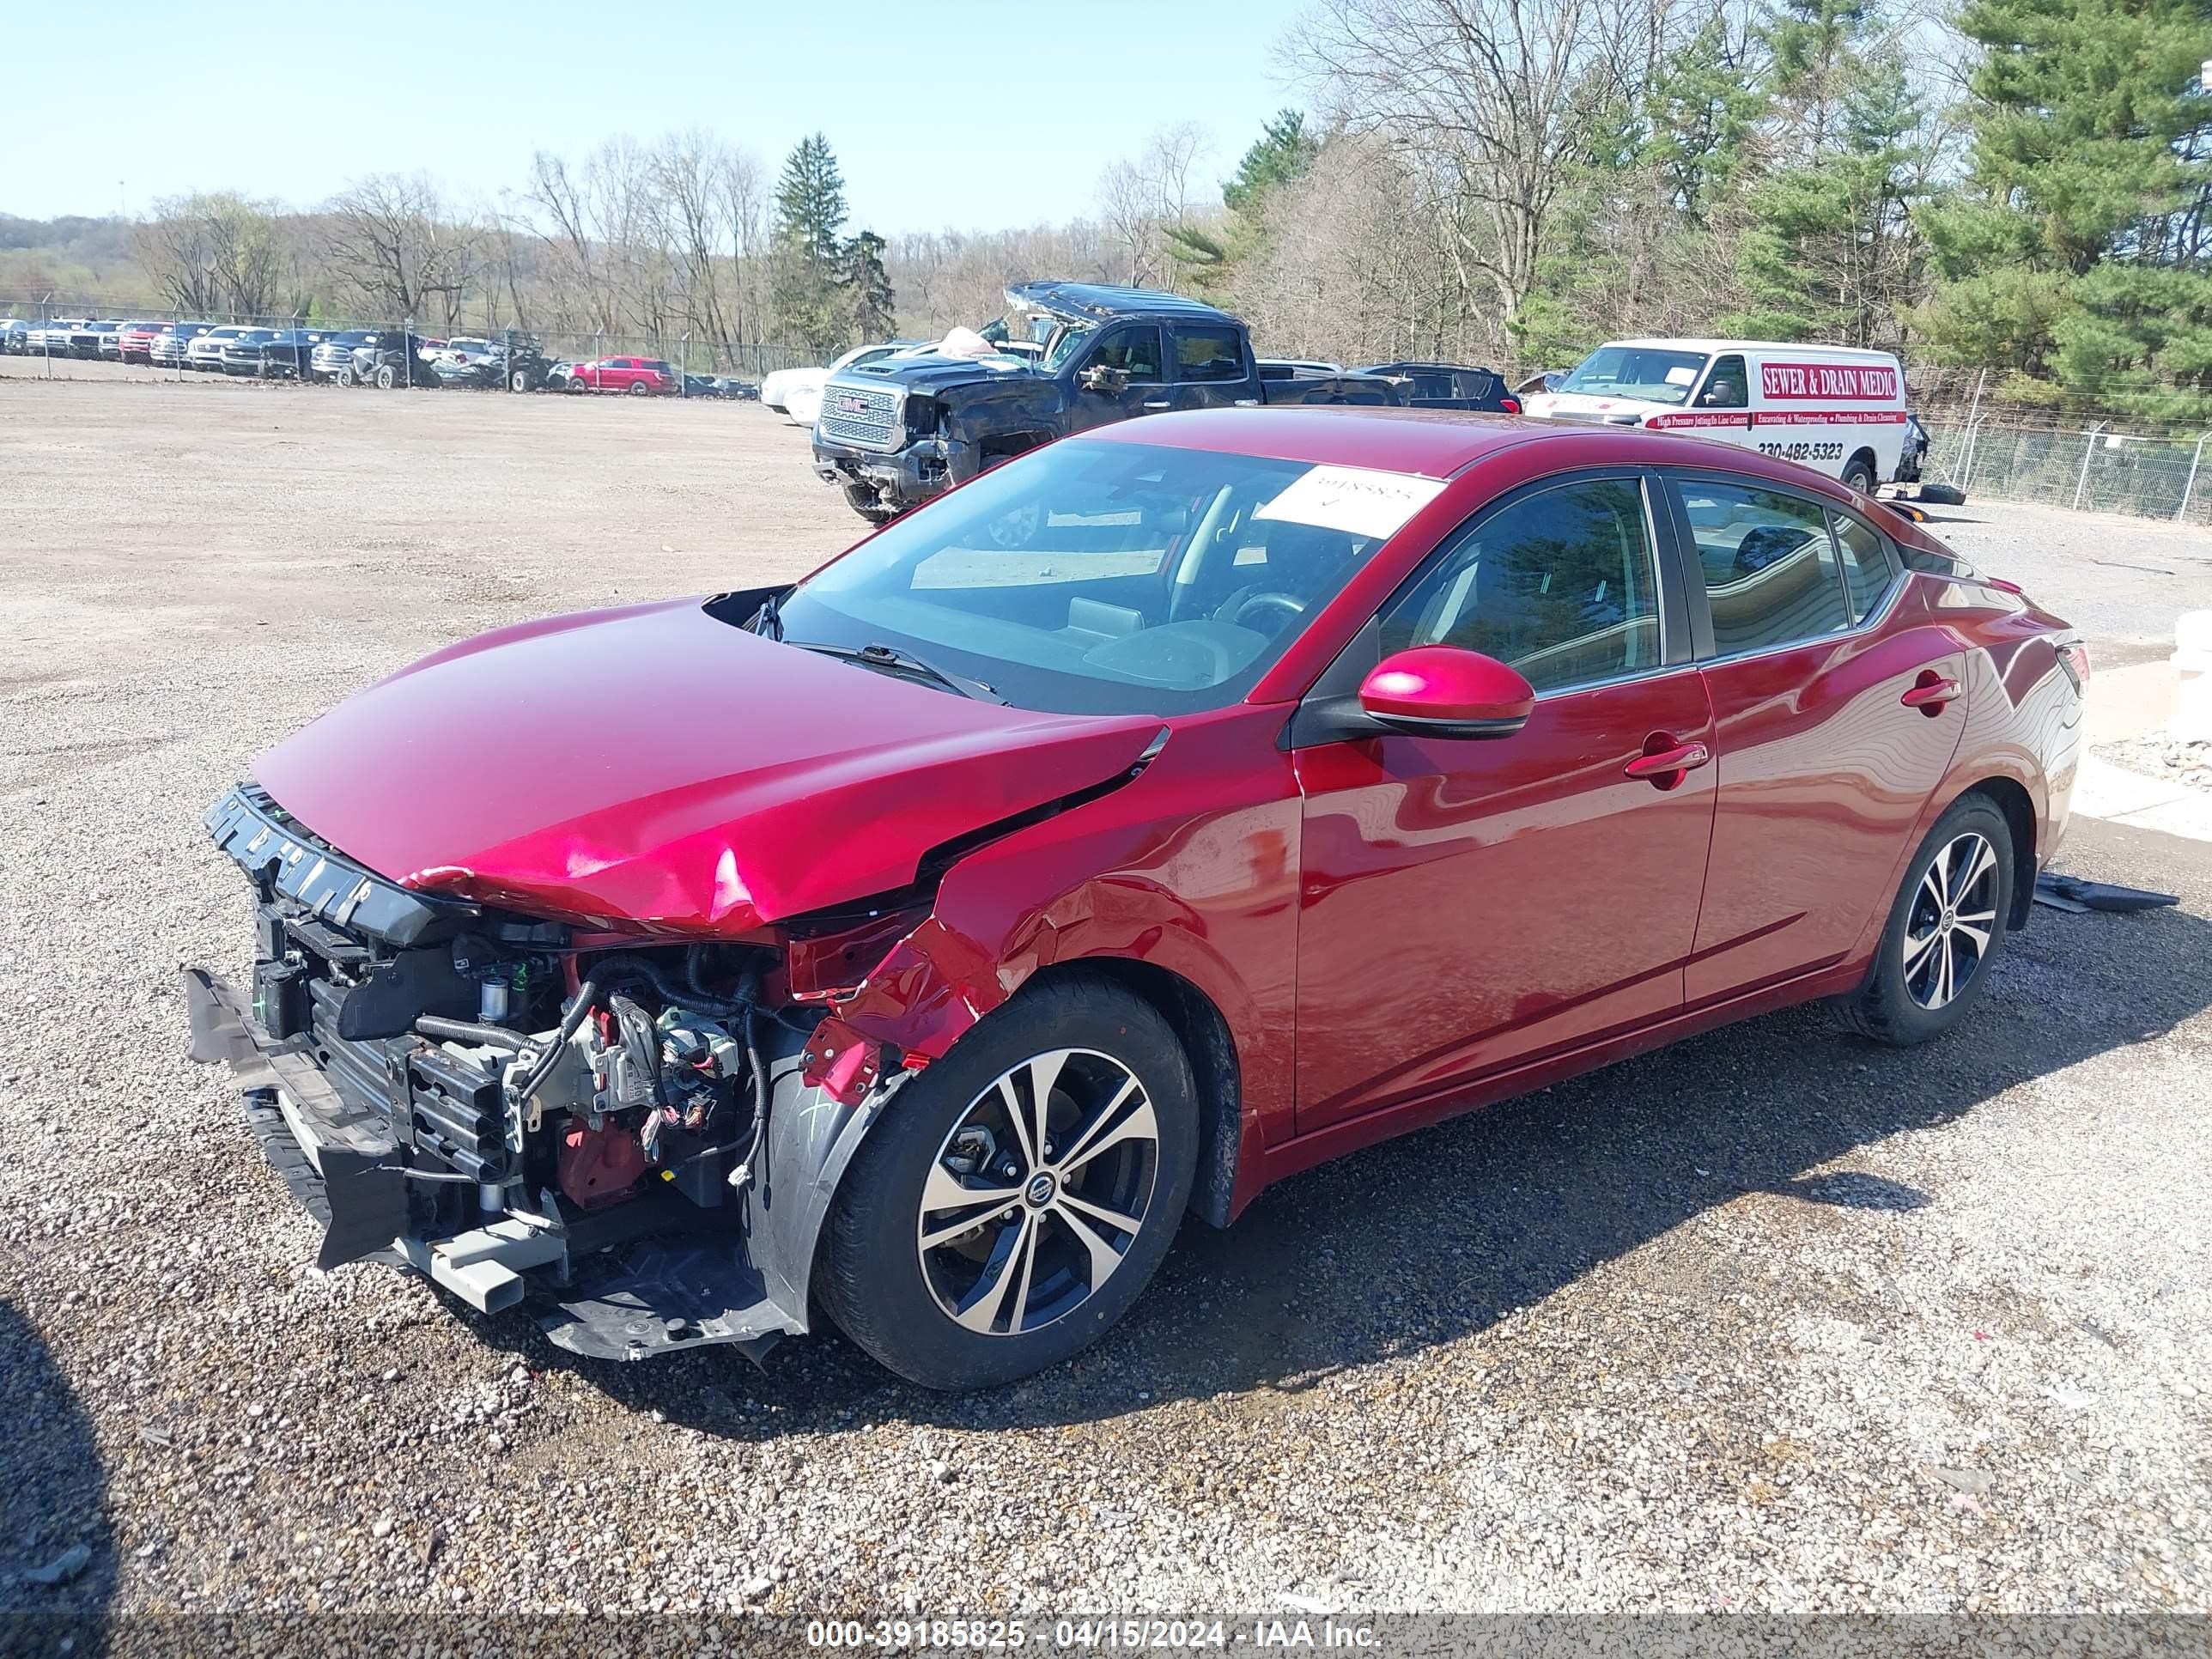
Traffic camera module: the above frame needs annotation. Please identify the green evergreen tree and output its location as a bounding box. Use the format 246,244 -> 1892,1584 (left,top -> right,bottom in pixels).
1223,110 -> 1321,216
1171,109 -> 1323,298
1643,13 -> 1766,225
837,229 -> 896,342
775,134 -> 848,268
1917,0 -> 2212,419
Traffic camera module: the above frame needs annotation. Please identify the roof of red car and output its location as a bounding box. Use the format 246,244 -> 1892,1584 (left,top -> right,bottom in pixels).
1084,405 -> 1552,479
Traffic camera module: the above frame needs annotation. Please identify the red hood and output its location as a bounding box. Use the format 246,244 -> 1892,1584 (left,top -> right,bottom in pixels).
253,598 -> 1162,933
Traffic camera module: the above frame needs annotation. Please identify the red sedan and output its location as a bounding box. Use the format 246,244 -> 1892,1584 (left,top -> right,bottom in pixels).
568,356 -> 677,395
186,410 -> 2083,1389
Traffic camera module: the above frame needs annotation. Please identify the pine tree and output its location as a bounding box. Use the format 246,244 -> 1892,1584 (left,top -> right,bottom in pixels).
837,230 -> 895,342
1170,109 -> 1322,298
1223,110 -> 1321,216
775,135 -> 848,269
1917,0 -> 2212,419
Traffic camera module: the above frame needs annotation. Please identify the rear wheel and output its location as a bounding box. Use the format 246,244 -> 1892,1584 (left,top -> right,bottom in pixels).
510,369 -> 531,393
1842,452 -> 1878,494
818,976 -> 1198,1390
1840,794 -> 2013,1046
627,380 -> 650,396
374,364 -> 398,390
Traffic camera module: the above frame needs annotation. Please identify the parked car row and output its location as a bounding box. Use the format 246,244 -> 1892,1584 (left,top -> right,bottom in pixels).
1,315 -> 760,398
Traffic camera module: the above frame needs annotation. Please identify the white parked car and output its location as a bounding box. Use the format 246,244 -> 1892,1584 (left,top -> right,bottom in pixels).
765,343 -> 921,426
1523,337 -> 1910,494
187,325 -> 257,371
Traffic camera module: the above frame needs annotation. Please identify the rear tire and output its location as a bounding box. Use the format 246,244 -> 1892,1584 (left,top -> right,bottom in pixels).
1839,794 -> 2013,1046
1842,453 -> 1878,494
818,975 -> 1199,1391
627,380 -> 649,396
374,364 -> 398,390
511,369 -> 531,393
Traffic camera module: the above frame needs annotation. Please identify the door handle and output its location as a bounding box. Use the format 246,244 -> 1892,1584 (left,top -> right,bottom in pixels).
1142,398 -> 1171,410
1901,675 -> 1962,710
1623,740 -> 1711,781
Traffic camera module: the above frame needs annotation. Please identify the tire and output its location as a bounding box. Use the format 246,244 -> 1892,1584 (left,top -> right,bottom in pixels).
374,364 -> 398,391
1842,453 -> 1878,495
336,367 -> 356,387
569,376 -> 588,393
510,369 -> 531,393
627,380 -> 649,396
1918,482 -> 1966,507
841,482 -> 894,525
818,975 -> 1200,1390
1839,794 -> 2014,1046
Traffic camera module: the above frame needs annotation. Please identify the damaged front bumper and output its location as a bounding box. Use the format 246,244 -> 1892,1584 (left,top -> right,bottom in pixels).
811,432 -> 971,513
184,959 -> 895,1364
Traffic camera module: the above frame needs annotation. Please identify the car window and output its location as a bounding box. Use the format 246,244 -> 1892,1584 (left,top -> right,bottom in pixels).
775,439 -> 1433,715
1380,477 -> 1662,693
1675,478 -> 1852,655
1091,327 -> 1164,380
1559,345 -> 1711,407
1698,355 -> 1748,410
1173,327 -> 1244,383
1832,511 -> 1898,622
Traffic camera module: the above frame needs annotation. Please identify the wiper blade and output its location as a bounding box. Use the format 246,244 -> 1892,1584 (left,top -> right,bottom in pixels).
790,640 -> 1006,703
751,587 -> 787,641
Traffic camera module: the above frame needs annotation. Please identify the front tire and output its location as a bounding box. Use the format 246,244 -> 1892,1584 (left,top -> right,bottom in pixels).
374,364 -> 398,390
818,975 -> 1199,1390
1841,794 -> 2013,1046
1842,452 -> 1878,494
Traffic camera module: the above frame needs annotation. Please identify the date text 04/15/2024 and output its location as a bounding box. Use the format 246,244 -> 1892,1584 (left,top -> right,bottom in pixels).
804,1618 -> 1382,1649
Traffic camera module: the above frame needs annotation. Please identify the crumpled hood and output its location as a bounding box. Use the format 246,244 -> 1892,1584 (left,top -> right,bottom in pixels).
253,598 -> 1163,933
836,354 -> 1037,396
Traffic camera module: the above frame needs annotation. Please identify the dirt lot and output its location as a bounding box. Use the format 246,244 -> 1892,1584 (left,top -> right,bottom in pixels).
2,369 -> 2209,1630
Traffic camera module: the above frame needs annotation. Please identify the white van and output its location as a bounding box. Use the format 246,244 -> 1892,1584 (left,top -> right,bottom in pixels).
1525,337 -> 1909,493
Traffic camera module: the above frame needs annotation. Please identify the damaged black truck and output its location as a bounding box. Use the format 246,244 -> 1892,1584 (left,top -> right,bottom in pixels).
811,282 -> 1405,526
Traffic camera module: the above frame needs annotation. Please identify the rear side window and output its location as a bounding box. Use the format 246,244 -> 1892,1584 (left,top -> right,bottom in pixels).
1832,513 -> 1898,621
1381,478 -> 1662,693
1676,478 -> 1851,655
1091,327 -> 1164,380
1173,327 -> 1243,382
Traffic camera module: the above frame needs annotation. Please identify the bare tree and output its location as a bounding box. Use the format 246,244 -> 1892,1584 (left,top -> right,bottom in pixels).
324,174 -> 484,326
133,192 -> 290,319
1286,0 -> 1666,325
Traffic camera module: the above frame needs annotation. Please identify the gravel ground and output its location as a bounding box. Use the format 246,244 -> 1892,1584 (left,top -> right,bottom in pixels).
2,373 -> 2209,1629
2097,734 -> 2212,794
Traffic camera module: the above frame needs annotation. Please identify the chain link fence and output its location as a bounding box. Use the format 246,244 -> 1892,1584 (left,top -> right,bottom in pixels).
1919,417 -> 2212,526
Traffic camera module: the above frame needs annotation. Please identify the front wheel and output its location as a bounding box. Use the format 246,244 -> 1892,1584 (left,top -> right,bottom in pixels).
1840,794 -> 2014,1046
1842,453 -> 1878,494
510,369 -> 531,393
818,976 -> 1199,1390
374,364 -> 398,390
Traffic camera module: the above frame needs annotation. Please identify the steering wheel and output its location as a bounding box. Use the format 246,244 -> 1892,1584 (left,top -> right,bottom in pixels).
1216,588 -> 1308,632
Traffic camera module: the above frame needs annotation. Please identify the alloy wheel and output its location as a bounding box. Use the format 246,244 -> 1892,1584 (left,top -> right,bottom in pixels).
1901,830 -> 1999,1010
915,1048 -> 1160,1338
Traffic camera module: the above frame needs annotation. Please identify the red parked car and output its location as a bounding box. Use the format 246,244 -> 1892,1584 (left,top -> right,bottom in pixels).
186,410 -> 2084,1389
569,356 -> 677,395
116,320 -> 170,363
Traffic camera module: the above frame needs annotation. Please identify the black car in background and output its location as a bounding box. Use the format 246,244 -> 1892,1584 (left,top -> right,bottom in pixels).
348,331 -> 437,389
1352,361 -> 1522,413
255,329 -> 337,380
218,328 -> 283,375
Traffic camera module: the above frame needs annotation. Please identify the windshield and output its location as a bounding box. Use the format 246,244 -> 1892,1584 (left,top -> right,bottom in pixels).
1558,345 -> 1712,407
1041,321 -> 1094,374
773,439 -> 1444,715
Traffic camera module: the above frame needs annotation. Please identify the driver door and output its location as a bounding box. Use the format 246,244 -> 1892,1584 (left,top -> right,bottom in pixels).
1066,325 -> 1167,433
1291,474 -> 1717,1131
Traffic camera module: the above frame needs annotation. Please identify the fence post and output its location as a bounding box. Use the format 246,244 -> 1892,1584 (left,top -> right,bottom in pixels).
1957,416 -> 1983,494
40,290 -> 52,380
681,331 -> 690,398
404,314 -> 414,390
2180,431 -> 2212,524
2073,422 -> 2107,512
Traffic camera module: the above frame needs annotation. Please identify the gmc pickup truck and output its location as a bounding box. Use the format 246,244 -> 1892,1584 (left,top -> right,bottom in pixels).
811,283 -> 1404,524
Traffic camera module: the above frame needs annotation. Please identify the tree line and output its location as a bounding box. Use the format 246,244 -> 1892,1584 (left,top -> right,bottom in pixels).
104,0 -> 2212,423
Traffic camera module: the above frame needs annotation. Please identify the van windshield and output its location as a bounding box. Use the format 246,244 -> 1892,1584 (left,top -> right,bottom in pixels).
1559,345 -> 1712,407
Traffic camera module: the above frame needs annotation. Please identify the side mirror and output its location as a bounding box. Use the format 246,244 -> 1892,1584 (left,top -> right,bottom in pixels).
1079,364 -> 1127,394
1357,647 -> 1534,740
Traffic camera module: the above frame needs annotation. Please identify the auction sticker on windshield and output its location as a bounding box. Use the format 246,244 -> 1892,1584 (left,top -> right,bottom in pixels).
1253,465 -> 1446,540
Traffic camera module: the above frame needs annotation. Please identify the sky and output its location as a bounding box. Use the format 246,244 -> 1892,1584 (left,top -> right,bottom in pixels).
3,0 -> 1316,234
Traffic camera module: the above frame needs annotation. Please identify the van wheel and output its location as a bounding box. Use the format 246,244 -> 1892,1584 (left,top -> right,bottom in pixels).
1842,453 -> 1878,494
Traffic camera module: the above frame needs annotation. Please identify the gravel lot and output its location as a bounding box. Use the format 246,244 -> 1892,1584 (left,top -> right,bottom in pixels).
2,370 -> 2208,1630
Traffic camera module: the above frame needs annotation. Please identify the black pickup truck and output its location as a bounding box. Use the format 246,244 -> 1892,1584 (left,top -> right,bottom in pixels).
811,283 -> 1404,524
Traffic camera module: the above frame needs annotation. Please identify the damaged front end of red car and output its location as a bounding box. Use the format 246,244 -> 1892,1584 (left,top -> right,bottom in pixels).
182,597 -> 1172,1362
